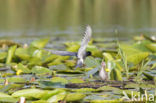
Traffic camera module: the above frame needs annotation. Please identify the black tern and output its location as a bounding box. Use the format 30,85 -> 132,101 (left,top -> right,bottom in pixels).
46,25 -> 92,68
75,25 -> 92,68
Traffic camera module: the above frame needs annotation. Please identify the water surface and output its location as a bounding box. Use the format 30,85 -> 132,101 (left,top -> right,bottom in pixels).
0,0 -> 156,42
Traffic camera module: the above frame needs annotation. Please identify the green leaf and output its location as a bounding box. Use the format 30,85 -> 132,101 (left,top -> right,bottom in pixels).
69,78 -> 84,83
32,49 -> 42,59
65,93 -> 85,102
47,91 -> 66,103
103,53 -> 114,62
84,57 -> 100,68
127,52 -> 149,65
110,68 -> 123,81
91,99 -> 121,103
41,89 -> 65,100
0,52 -> 7,61
31,38 -> 49,49
86,45 -> 102,57
15,48 -> 30,60
120,44 -> 141,55
32,100 -> 48,103
51,77 -> 68,84
146,43 -> 156,52
72,88 -> 98,92
39,81 -> 65,89
32,66 -> 52,76
0,92 -> 17,103
8,77 -> 26,83
12,88 -> 45,99
6,45 -> 17,64
16,63 -> 31,73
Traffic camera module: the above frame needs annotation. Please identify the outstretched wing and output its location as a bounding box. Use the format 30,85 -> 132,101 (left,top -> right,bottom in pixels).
77,25 -> 92,59
46,49 -> 77,56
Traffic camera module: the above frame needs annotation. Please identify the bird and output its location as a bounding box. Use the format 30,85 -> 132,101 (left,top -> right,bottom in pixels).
75,25 -> 92,68
46,25 -> 92,68
99,61 -> 109,81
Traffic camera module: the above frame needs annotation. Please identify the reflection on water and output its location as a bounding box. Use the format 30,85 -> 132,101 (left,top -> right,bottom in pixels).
0,0 -> 156,39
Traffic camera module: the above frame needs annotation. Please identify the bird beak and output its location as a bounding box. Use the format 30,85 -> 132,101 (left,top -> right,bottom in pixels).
105,68 -> 110,72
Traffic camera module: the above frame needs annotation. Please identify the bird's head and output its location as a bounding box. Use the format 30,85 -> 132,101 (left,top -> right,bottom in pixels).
86,51 -> 92,56
101,61 -> 109,72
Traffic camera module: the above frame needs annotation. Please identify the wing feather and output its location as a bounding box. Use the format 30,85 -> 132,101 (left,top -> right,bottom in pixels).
77,25 -> 92,59
46,49 -> 77,56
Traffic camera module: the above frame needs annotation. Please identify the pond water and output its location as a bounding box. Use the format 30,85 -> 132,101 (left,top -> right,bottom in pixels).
0,0 -> 156,42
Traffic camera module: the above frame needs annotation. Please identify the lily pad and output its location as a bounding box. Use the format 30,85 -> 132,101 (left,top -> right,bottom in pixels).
65,93 -> 86,102
47,91 -> 66,103
0,92 -> 17,103
51,77 -> 68,84
32,66 -> 52,76
146,43 -> 156,52
12,88 -> 45,99
31,38 -> 49,49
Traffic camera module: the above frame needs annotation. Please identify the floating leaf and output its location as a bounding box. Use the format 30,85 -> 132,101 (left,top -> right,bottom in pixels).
120,44 -> 141,55
98,86 -> 120,91
15,48 -> 30,60
16,63 -> 31,74
146,43 -> 156,52
39,81 -> 65,88
84,57 -> 100,68
69,78 -> 84,83
12,88 -> 45,99
0,84 -> 24,92
0,52 -> 7,61
31,38 -> 49,49
127,52 -> 149,65
8,77 -> 26,83
0,92 -> 17,103
32,100 -> 48,103
32,66 -> 52,76
51,77 -> 68,84
133,40 -> 151,52
41,89 -> 65,100
47,91 -> 66,103
65,93 -> 85,102
91,99 -> 121,103
72,88 -> 98,92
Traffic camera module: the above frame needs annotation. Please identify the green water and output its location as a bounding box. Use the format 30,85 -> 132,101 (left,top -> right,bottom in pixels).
0,0 -> 156,40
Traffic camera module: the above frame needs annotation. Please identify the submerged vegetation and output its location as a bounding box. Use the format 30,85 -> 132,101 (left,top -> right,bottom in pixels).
0,34 -> 156,103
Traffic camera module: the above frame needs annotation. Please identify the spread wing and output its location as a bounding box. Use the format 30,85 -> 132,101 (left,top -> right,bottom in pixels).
77,25 -> 92,59
46,49 -> 77,56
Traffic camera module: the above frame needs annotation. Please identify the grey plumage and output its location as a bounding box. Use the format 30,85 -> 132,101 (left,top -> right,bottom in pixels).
45,49 -> 77,56
76,25 -> 92,68
46,25 -> 92,68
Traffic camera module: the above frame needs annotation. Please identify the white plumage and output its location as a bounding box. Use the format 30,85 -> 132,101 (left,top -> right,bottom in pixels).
99,62 -> 108,81
76,25 -> 92,68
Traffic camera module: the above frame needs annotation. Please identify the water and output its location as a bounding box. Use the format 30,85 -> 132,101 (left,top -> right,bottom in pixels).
0,0 -> 156,41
